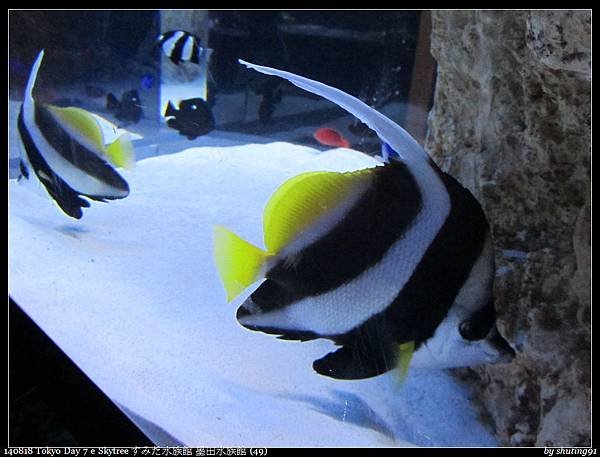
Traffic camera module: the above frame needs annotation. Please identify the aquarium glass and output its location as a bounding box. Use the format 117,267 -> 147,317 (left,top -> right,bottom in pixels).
8,10 -> 501,448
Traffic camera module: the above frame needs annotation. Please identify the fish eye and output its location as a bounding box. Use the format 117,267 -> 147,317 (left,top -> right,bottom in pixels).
459,318 -> 491,341
459,320 -> 476,340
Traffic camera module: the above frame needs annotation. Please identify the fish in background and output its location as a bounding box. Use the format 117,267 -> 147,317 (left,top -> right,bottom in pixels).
213,60 -> 515,380
85,85 -> 106,99
157,30 -> 205,65
313,127 -> 351,149
106,90 -> 143,125
255,79 -> 283,124
140,73 -> 155,91
17,50 -> 133,220
164,98 -> 215,140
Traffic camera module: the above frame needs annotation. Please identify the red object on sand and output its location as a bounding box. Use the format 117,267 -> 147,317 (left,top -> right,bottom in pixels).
313,127 -> 350,149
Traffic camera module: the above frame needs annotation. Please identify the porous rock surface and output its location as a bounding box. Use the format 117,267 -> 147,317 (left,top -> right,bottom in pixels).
426,10 -> 590,447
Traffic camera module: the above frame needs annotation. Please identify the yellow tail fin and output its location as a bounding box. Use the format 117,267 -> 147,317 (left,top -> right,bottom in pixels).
105,133 -> 135,169
213,225 -> 269,302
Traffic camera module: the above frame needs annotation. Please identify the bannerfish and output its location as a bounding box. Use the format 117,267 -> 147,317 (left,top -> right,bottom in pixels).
157,30 -> 204,65
314,127 -> 350,149
164,98 -> 215,140
17,50 -> 133,220
106,90 -> 143,125
213,60 -> 515,380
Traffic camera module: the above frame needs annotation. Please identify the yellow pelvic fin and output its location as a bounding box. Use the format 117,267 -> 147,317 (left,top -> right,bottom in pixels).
47,106 -> 105,151
263,168 -> 375,253
396,341 -> 415,383
213,225 -> 269,302
105,133 -> 135,169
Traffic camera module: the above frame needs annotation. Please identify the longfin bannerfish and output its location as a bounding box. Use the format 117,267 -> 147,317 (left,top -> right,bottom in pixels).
213,60 -> 515,380
157,30 -> 204,65
17,50 -> 133,219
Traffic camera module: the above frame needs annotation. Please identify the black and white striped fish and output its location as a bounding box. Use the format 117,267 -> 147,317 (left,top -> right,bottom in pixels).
17,50 -> 132,220
213,60 -> 515,380
157,30 -> 204,65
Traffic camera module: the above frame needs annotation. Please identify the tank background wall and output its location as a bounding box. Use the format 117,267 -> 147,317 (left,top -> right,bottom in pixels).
426,10 -> 591,447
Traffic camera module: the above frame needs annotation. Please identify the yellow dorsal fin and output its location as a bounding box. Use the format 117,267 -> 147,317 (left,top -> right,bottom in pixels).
105,133 -> 135,169
263,168 -> 375,253
213,225 -> 270,302
47,105 -> 105,150
396,341 -> 415,383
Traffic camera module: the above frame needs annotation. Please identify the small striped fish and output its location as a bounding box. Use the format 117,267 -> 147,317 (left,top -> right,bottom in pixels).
157,30 -> 204,65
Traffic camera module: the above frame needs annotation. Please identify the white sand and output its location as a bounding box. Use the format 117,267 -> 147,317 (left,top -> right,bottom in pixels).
8,143 -> 496,447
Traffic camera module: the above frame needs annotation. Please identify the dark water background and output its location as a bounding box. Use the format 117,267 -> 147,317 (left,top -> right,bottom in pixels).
8,10 -> 433,446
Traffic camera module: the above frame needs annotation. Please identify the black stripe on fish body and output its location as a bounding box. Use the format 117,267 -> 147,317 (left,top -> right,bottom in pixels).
310,169 -> 491,380
159,31 -> 182,64
33,103 -> 130,195
157,30 -> 177,54
190,40 -> 201,64
169,35 -> 187,65
18,107 -> 90,219
159,31 -> 202,65
321,167 -> 491,379
158,30 -> 177,43
383,168 -> 490,345
246,159 -> 422,317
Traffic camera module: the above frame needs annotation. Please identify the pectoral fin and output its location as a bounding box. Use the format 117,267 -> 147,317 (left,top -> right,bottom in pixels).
310,314 -> 404,380
312,343 -> 396,380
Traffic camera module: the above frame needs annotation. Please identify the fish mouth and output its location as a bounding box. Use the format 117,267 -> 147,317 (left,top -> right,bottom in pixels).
235,302 -> 276,334
486,327 -> 516,363
236,305 -> 251,320
236,297 -> 263,323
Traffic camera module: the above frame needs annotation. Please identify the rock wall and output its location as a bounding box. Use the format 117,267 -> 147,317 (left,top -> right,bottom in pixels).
426,10 -> 590,447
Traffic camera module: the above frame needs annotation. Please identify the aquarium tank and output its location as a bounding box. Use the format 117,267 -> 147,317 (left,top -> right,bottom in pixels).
8,9 -> 591,449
